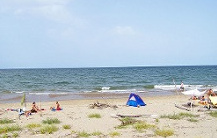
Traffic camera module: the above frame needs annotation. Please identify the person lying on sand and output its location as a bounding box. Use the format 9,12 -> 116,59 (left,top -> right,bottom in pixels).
189,96 -> 197,100
50,101 -> 62,111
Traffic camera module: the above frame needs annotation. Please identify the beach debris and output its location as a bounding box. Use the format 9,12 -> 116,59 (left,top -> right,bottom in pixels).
175,104 -> 191,111
111,114 -> 158,119
116,114 -> 143,118
89,102 -> 118,109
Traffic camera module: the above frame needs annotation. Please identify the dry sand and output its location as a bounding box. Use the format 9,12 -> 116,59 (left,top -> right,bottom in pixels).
0,94 -> 216,138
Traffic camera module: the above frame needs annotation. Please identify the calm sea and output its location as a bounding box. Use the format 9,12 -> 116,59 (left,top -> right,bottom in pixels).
0,66 -> 217,103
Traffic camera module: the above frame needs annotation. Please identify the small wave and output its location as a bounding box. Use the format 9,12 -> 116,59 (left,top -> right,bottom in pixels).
98,89 -> 137,93
10,91 -> 26,94
54,81 -> 71,85
154,85 -> 176,90
102,87 -> 110,90
1,90 -> 12,94
144,85 -> 155,89
154,84 -> 209,91
29,92 -> 68,95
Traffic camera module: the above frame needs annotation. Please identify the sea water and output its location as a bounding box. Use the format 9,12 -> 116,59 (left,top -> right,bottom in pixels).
0,66 -> 217,103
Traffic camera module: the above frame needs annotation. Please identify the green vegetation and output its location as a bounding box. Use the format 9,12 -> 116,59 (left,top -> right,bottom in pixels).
26,123 -> 41,129
62,125 -> 71,129
91,131 -> 103,136
155,118 -> 159,123
161,113 -> 182,120
116,117 -> 137,129
187,118 -> 198,122
0,118 -> 14,124
160,112 -> 199,121
71,130 -> 76,134
42,118 -> 60,124
0,125 -> 21,134
40,125 -> 58,134
119,117 -> 137,126
78,131 -> 90,137
2,134 -> 8,138
133,121 -> 156,132
12,132 -> 19,138
109,131 -> 121,137
179,112 -> 199,118
88,113 -> 101,118
209,111 -> 217,118
155,128 -> 174,138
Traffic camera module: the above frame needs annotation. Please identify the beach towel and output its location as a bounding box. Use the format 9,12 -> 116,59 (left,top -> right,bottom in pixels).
51,108 -> 62,111
209,96 -> 217,105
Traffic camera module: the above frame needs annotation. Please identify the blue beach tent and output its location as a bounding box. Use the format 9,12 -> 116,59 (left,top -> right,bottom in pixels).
126,93 -> 146,107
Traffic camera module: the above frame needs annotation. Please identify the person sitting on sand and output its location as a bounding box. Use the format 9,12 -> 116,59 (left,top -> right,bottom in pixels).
207,89 -> 216,96
198,96 -> 207,105
31,102 -> 40,113
204,89 -> 216,103
50,101 -> 62,111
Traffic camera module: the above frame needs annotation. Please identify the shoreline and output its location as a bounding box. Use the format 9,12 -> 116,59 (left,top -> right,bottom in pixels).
0,91 -> 177,104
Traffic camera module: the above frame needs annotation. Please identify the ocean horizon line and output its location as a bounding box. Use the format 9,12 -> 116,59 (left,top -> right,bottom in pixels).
1,64 -> 217,70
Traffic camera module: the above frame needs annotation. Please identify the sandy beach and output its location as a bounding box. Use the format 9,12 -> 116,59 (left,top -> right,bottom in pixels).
0,94 -> 216,138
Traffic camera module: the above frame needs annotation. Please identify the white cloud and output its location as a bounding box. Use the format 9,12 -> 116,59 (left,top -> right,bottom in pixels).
113,26 -> 136,36
2,0 -> 72,23
31,4 -> 71,23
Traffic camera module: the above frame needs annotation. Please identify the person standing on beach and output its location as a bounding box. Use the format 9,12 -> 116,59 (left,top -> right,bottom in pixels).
180,81 -> 184,91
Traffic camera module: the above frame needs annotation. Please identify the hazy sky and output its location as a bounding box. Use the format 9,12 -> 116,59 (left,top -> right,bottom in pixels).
1,0 -> 217,68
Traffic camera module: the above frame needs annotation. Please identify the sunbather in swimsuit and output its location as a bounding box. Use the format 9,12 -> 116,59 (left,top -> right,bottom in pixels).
31,102 -> 39,113
50,101 -> 62,111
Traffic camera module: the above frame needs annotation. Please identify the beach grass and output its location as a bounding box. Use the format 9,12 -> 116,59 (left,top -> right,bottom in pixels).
155,118 -> 159,123
91,131 -> 103,136
178,112 -> 199,118
187,118 -> 198,122
209,111 -> 217,118
62,124 -> 71,129
1,133 -> 8,138
119,117 -> 137,126
12,132 -> 19,138
40,125 -> 58,134
160,112 -> 199,120
0,125 -> 21,134
0,118 -> 14,124
26,123 -> 41,129
133,121 -> 156,132
154,128 -> 174,137
88,113 -> 101,118
116,117 -> 137,129
109,131 -> 121,137
161,113 -> 182,120
42,118 -> 60,124
78,131 -> 90,137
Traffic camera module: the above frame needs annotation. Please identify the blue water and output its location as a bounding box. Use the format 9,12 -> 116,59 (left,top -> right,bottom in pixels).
0,66 -> 217,102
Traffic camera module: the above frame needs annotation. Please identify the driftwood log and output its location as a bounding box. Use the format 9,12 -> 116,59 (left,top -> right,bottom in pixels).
116,114 -> 143,118
89,102 -> 118,109
175,104 -> 191,111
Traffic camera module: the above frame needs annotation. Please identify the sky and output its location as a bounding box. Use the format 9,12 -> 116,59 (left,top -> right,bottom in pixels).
0,0 -> 217,69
